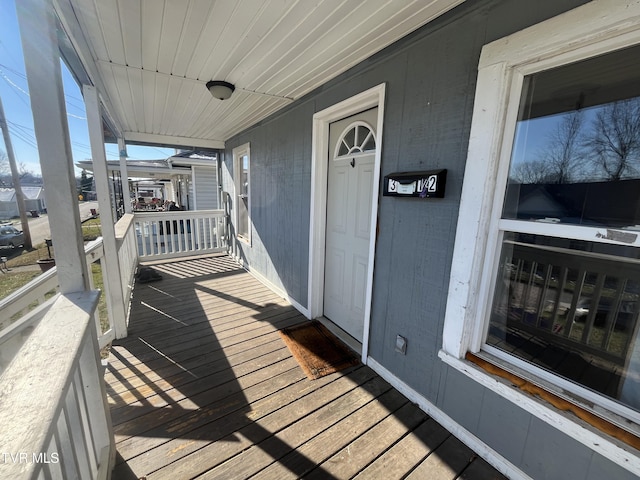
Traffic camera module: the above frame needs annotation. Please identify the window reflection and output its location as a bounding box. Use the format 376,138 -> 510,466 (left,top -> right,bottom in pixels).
504,45 -> 640,228
488,233 -> 640,411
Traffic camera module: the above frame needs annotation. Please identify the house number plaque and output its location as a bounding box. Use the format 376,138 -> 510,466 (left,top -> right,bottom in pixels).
383,169 -> 447,198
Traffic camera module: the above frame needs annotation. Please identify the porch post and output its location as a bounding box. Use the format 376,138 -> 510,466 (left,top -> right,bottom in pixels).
84,85 -> 128,338
16,0 -> 89,294
118,137 -> 132,214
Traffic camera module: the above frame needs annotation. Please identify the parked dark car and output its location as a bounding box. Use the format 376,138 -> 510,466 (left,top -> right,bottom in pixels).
0,225 -> 25,248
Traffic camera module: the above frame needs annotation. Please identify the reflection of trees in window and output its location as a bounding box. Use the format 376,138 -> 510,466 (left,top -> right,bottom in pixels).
510,98 -> 640,184
542,111 -> 584,183
510,159 -> 552,184
584,98 -> 640,181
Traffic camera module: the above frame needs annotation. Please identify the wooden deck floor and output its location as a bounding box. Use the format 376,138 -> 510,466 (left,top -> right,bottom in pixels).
106,254 -> 507,480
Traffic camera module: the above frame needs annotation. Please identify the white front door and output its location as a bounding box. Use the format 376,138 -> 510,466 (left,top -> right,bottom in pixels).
324,108 -> 378,341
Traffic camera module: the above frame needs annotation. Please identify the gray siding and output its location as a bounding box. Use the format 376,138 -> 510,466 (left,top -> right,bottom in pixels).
225,101 -> 314,303
221,1 -> 634,478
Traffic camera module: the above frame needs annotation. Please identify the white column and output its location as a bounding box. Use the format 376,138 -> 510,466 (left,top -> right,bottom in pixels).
84,85 -> 128,338
16,0 -> 89,293
191,166 -> 198,210
118,137 -> 132,214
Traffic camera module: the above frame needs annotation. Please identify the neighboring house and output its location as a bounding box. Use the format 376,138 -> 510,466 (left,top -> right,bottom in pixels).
17,0 -> 640,478
76,150 -> 219,211
0,186 -> 46,219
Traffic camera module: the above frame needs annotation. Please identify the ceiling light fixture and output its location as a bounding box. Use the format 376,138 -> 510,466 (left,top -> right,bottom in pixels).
206,80 -> 235,100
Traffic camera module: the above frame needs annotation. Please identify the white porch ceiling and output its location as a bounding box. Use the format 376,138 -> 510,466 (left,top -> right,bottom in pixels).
56,0 -> 464,149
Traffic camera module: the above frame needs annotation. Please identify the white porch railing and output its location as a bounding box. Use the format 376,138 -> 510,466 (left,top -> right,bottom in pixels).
495,241 -> 640,364
0,209 -> 225,478
0,222 -> 140,358
0,238 -> 121,352
134,209 -> 227,260
0,291 -> 114,479
0,216 -> 138,480
115,213 -> 138,309
0,265 -> 58,329
0,209 -> 222,347
84,238 -> 116,350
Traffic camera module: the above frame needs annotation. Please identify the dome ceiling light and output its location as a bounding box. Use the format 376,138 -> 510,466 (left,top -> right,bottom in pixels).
206,80 -> 235,100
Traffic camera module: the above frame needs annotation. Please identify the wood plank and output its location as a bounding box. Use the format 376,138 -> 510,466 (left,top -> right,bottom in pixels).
258,388 -> 411,479
129,283 -> 283,318
116,305 -> 296,350
122,367 -> 356,479
405,435 -> 477,480
106,338 -> 285,397
112,300 -> 298,354
106,324 -> 290,381
126,283 -> 286,328
111,355 -> 300,435
113,364 -> 305,465
147,366 -> 377,480
130,271 -> 271,300
195,375 -> 392,479
112,367 -> 309,477
355,418 -> 451,479
108,344 -> 291,410
104,255 -> 507,480
106,316 -> 302,384
125,289 -> 290,331
305,403 -> 432,479
110,308 -> 303,368
109,306 -> 300,369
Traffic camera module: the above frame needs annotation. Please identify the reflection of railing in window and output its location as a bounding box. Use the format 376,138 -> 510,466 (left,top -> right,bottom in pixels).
491,241 -> 640,369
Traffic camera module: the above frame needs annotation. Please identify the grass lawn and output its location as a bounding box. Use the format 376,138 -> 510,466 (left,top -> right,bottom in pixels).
0,271 -> 41,299
82,217 -> 102,241
4,246 -> 53,268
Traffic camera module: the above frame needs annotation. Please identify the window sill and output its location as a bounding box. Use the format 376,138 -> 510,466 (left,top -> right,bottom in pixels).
236,235 -> 251,246
438,349 -> 640,476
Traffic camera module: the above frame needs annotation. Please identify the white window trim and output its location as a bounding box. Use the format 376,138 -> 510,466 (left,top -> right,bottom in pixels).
440,0 -> 640,474
232,143 -> 251,245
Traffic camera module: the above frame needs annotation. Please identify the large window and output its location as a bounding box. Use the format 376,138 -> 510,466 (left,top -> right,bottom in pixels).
233,144 -> 250,242
488,45 -> 640,415
442,0 -> 640,436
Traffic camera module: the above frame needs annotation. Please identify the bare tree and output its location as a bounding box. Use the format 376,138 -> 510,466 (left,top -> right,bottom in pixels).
584,98 -> 640,180
510,159 -> 554,184
509,111 -> 585,184
541,111 -> 584,183
0,150 -> 8,181
0,149 -> 32,186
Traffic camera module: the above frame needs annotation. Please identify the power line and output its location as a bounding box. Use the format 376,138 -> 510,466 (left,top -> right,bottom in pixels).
0,62 -> 27,80
0,69 -> 31,109
4,121 -> 38,149
0,66 -> 87,119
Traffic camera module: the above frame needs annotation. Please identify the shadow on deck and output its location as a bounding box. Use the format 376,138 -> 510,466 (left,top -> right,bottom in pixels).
105,254 -> 506,479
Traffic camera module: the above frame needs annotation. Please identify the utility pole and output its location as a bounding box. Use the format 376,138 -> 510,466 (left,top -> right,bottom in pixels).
0,95 -> 32,249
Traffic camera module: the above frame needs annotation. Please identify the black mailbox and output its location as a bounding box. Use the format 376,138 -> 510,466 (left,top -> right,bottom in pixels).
383,169 -> 447,198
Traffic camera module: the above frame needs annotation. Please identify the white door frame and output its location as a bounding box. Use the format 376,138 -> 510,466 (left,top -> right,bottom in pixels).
308,83 -> 386,362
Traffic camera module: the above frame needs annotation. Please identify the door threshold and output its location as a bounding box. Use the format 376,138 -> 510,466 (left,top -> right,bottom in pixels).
316,317 -> 362,356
